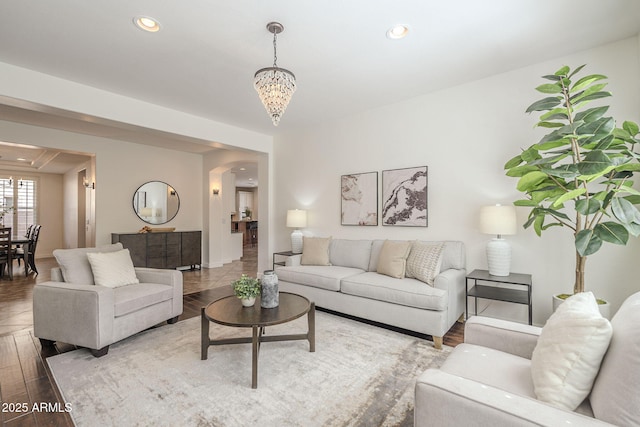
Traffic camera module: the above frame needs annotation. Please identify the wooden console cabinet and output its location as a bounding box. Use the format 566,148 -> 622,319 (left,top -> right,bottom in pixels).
111,231 -> 201,269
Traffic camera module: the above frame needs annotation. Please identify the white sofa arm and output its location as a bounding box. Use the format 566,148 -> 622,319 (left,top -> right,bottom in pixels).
434,268 -> 466,327
415,369 -> 611,427
33,281 -> 115,350
464,317 -> 541,360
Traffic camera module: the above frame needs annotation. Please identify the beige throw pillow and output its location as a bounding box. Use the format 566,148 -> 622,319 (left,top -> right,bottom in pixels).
406,241 -> 444,286
86,249 -> 140,288
376,240 -> 411,279
301,237 -> 332,266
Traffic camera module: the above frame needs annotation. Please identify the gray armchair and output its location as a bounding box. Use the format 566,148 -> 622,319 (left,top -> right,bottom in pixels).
415,291 -> 640,426
33,243 -> 183,357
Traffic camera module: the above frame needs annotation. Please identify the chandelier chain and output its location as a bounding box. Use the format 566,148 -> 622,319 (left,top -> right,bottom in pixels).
272,31 -> 278,67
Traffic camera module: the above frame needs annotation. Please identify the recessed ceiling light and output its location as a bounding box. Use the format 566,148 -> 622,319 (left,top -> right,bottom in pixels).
386,25 -> 409,39
134,16 -> 161,33
16,158 -> 27,161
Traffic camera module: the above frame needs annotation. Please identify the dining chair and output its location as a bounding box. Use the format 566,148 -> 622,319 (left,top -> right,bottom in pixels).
15,224 -> 41,275
15,224 -> 33,268
0,227 -> 14,280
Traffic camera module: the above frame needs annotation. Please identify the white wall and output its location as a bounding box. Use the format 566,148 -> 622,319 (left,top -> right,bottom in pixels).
0,121 -> 203,246
274,36 -> 640,325
203,149 -> 271,274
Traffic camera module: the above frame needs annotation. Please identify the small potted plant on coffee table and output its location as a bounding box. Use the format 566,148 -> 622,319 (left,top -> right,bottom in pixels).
232,274 -> 261,307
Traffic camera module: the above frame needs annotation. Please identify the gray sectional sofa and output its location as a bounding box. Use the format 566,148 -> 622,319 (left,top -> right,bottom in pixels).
276,239 -> 466,348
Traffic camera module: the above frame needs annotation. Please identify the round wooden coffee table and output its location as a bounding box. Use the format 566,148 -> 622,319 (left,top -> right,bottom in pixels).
201,292 -> 315,389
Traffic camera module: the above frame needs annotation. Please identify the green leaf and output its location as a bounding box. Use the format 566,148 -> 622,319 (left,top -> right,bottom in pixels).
533,214 -> 544,236
517,171 -> 549,192
574,106 -> 609,123
575,198 -> 601,215
542,74 -> 562,81
623,121 -> 640,136
536,83 -> 562,94
554,66 -> 570,77
575,229 -> 603,256
574,91 -> 612,105
625,222 -> 640,237
526,97 -> 562,113
529,153 -> 569,166
624,195 -> 640,205
593,134 -> 615,150
595,222 -> 629,245
531,188 -> 567,204
540,108 -> 569,121
576,150 -> 612,175
615,162 -> 640,172
521,147 -> 541,163
576,117 -> 615,139
568,64 -> 586,78
612,197 -> 640,224
506,165 -> 539,177
571,74 -> 607,92
537,121 -> 566,129
552,188 -> 587,208
514,199 -> 538,207
540,164 -> 579,179
536,138 -> 572,151
504,154 -> 523,170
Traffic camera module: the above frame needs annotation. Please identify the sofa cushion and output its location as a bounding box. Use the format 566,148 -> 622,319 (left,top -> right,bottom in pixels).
341,272 -> 447,311
301,237 -> 332,266
376,240 -> 411,278
531,292 -> 612,412
406,241 -> 444,286
441,343 -> 536,399
590,291 -> 640,426
114,283 -> 174,317
329,239 -> 372,270
277,265 -> 364,291
86,249 -> 140,288
53,243 -> 124,286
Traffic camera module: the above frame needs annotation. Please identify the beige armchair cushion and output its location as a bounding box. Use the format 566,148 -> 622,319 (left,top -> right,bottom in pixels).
53,243 -> 124,285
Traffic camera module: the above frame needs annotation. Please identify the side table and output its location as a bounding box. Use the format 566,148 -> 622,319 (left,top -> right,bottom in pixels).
466,269 -> 533,325
272,250 -> 295,269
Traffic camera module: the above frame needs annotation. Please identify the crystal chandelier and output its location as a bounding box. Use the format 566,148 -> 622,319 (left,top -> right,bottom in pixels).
254,22 -> 296,126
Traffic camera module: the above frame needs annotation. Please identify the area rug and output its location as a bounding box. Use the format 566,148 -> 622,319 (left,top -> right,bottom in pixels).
47,311 -> 451,427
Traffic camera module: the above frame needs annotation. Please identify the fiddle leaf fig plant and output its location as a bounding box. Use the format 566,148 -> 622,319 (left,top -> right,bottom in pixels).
504,65 -> 640,295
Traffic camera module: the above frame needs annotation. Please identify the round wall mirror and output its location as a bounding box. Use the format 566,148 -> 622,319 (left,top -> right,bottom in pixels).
133,181 -> 180,225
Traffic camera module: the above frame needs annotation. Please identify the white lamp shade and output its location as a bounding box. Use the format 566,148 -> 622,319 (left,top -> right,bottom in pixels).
480,205 -> 516,236
286,209 -> 307,228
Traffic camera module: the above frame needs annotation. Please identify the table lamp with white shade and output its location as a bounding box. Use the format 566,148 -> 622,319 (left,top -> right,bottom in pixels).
479,204 -> 516,276
286,209 -> 307,254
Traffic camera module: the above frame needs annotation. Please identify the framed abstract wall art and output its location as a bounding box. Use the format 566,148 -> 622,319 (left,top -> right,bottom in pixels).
382,166 -> 428,227
341,172 -> 378,225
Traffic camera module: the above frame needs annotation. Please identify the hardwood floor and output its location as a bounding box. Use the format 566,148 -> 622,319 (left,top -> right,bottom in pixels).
0,247 -> 463,426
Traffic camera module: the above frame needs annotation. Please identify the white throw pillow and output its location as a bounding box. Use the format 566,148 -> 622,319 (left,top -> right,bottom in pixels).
376,240 -> 411,279
301,237 -> 332,266
405,241 -> 444,286
530,292 -> 612,411
86,249 -> 140,288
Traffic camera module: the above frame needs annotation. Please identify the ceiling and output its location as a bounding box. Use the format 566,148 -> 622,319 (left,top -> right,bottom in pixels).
0,1 -> 639,177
